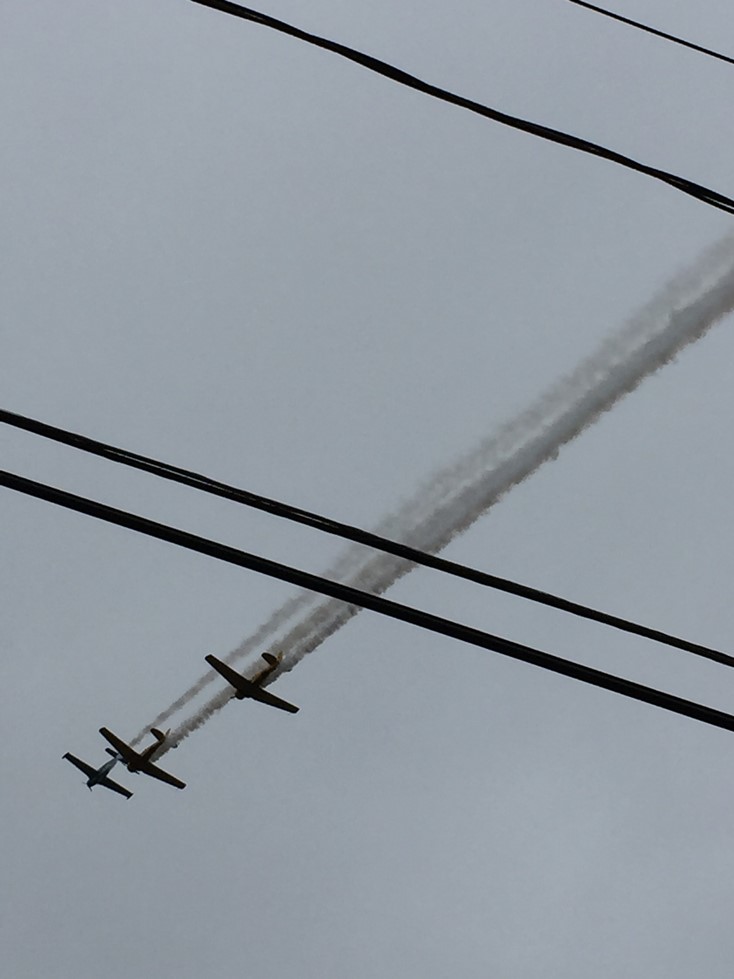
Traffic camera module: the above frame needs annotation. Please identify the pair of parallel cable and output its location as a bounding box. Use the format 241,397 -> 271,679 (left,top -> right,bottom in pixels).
3,408 -> 734,735
7,6 -> 734,727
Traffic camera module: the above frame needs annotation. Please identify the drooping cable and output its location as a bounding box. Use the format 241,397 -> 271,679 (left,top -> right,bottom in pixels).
3,467 -> 734,735
189,0 -> 734,215
2,407 -> 730,667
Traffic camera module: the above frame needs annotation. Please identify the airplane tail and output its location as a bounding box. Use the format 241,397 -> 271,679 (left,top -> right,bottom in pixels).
150,727 -> 177,750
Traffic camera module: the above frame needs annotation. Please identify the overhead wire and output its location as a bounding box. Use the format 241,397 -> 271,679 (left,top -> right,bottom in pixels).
565,0 -> 734,68
189,0 -> 734,216
2,407 -> 731,668
4,466 -> 734,735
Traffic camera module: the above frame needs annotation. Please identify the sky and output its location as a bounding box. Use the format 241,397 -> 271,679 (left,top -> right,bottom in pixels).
3,1 -> 734,976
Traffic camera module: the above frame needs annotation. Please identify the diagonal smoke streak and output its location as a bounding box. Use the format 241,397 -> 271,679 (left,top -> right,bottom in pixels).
144,236 -> 734,752
133,485 -> 426,742
132,592 -> 312,742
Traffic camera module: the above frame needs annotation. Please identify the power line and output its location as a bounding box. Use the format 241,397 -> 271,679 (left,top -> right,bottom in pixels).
3,407 -> 730,668
189,0 -> 734,216
565,0 -> 734,68
3,466 -> 734,736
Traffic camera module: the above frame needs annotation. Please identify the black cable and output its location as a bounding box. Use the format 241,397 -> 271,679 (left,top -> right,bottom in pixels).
2,407 -> 730,668
566,0 -> 734,68
189,0 -> 734,216
3,466 -> 734,735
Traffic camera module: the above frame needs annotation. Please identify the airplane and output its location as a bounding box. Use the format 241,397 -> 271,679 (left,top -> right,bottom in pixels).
99,727 -> 186,790
205,652 -> 300,714
103,727 -> 173,763
63,751 -> 133,800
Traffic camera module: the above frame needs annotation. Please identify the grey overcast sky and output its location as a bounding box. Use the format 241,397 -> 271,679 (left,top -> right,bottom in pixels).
3,1 -> 734,976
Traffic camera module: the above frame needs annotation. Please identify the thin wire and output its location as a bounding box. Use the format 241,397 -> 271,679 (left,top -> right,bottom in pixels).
189,0 -> 734,215
2,407 -> 730,667
566,0 -> 734,68
4,467 -> 734,735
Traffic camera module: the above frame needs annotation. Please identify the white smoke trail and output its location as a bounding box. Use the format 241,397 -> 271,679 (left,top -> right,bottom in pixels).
132,476 -> 434,742
146,236 -> 734,752
134,412 -> 495,744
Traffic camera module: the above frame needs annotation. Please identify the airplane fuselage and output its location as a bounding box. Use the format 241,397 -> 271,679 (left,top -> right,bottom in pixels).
87,757 -> 118,790
250,662 -> 278,687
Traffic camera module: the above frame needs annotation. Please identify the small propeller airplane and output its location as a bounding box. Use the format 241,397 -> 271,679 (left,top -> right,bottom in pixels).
63,751 -> 133,800
205,652 -> 300,714
99,726 -> 186,790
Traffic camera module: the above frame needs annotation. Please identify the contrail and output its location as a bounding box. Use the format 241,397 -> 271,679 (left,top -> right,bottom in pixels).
143,235 -> 734,752
132,510 -> 395,742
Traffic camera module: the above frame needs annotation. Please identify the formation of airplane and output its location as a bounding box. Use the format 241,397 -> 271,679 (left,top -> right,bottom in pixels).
64,651 -> 299,798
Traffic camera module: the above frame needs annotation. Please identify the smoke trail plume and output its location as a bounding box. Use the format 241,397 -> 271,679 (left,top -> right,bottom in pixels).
146,236 -> 734,752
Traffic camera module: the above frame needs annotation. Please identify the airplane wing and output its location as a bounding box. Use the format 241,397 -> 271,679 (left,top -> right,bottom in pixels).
206,654 -> 249,692
98,727 -> 140,766
99,776 -> 133,800
239,682 -> 300,714
63,752 -> 98,779
206,655 -> 299,713
138,760 -> 186,790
